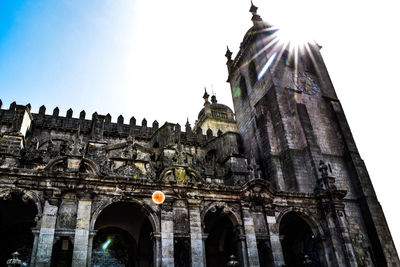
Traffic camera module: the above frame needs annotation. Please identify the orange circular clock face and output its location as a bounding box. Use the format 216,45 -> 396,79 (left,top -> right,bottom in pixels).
152,191 -> 165,204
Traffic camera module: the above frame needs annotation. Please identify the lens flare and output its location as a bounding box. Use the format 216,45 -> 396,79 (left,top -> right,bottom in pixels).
152,191 -> 165,204
101,238 -> 112,251
232,87 -> 241,98
258,52 -> 277,80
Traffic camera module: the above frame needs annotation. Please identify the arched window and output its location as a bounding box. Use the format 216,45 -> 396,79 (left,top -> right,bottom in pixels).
239,75 -> 248,99
248,61 -> 258,86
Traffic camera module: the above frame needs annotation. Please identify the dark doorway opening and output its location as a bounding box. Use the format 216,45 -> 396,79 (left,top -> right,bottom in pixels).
92,202 -> 154,267
0,192 -> 37,267
204,207 -> 241,267
280,212 -> 324,267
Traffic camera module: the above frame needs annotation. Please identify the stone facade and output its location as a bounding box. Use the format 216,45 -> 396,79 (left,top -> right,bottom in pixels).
0,3 -> 398,267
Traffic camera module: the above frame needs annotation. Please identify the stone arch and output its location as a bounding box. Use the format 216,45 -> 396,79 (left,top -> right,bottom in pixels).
0,188 -> 42,217
89,197 -> 160,233
44,156 -> 67,171
276,207 -> 324,238
90,198 -> 159,267
80,158 -> 100,175
201,201 -> 242,228
0,188 -> 41,265
277,208 -> 328,266
38,137 -> 70,149
44,156 -> 100,175
202,201 -> 243,267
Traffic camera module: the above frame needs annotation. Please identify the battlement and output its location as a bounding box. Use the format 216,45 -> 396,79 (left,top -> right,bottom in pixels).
0,100 -> 225,146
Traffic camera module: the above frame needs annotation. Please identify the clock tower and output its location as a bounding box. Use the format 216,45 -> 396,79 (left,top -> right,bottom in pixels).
226,3 -> 399,266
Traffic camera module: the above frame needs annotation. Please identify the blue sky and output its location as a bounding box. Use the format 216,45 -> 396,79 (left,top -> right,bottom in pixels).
1,0 -> 400,250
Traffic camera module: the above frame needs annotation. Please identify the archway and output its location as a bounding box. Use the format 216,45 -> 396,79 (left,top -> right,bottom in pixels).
279,211 -> 324,267
204,207 -> 241,267
91,202 -> 154,267
0,192 -> 38,267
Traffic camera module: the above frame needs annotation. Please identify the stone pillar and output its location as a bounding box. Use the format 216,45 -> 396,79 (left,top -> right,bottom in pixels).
35,201 -> 58,267
238,232 -> 249,267
336,210 -> 358,267
72,199 -> 92,267
188,200 -> 205,267
161,202 -> 174,266
202,234 -> 208,266
30,229 -> 40,266
86,231 -> 96,267
241,206 -> 260,267
152,232 -> 162,267
266,212 -> 285,266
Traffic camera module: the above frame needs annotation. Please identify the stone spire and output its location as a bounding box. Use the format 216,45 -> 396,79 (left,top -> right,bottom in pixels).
225,46 -> 232,61
249,1 -> 262,24
203,88 -> 210,106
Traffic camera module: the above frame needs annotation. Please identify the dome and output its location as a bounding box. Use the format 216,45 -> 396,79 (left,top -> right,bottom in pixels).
197,95 -> 235,123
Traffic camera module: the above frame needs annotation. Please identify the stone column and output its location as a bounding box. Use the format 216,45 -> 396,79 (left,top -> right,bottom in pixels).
188,200 -> 205,267
35,200 -> 58,267
30,229 -> 40,266
202,234 -> 208,266
86,231 -> 96,267
241,206 -> 260,267
266,212 -> 285,266
237,232 -> 249,267
72,199 -> 92,267
151,232 -> 162,267
161,202 -> 174,266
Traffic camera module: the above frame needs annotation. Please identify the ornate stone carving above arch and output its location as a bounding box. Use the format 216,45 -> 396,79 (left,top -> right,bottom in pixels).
158,166 -> 203,184
44,156 -> 100,175
201,201 -> 242,229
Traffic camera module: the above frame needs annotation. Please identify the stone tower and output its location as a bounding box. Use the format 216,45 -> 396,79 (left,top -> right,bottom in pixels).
225,3 -> 399,266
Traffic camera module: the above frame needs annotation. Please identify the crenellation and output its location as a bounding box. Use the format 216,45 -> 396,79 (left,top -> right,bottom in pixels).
53,107 -> 59,117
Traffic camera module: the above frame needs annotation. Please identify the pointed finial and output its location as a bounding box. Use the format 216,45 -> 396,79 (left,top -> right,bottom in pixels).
249,1 -> 262,22
211,94 -> 217,104
203,88 -> 210,105
225,46 -> 232,60
249,0 -> 258,15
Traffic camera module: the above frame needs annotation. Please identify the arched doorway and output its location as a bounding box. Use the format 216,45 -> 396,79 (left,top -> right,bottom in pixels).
0,192 -> 37,267
91,202 -> 154,267
204,207 -> 241,267
279,212 -> 325,267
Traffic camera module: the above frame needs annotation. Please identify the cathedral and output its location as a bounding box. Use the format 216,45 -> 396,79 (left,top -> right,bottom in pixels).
0,3 -> 398,267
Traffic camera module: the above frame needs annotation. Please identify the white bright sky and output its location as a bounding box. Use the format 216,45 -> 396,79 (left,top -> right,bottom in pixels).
0,0 -> 399,251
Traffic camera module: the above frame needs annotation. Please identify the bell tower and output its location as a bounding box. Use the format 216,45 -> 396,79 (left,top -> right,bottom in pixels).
226,3 -> 399,266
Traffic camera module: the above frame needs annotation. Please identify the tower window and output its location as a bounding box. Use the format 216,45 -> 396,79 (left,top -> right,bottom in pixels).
248,61 -> 257,87
239,76 -> 248,99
